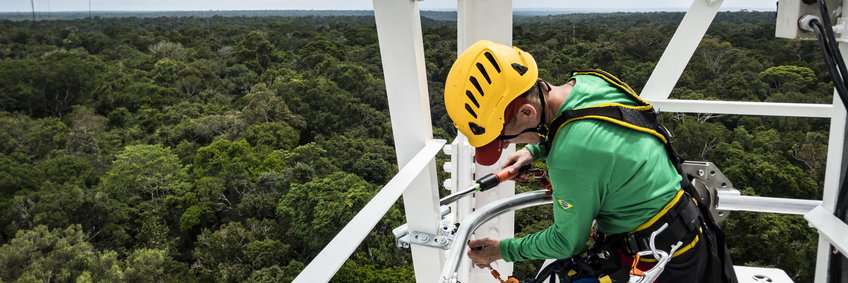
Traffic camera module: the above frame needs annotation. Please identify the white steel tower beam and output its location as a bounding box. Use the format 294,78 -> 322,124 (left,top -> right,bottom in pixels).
811,3 -> 848,281
373,0 -> 444,281
641,0 -> 724,100
812,40 -> 848,283
813,88 -> 847,283
455,1 -> 515,282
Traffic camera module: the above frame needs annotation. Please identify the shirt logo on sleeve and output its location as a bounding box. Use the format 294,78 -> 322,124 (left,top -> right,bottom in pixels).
558,200 -> 573,210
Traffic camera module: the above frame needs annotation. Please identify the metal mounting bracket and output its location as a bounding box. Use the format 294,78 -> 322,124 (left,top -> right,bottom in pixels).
397,230 -> 454,250
393,206 -> 456,250
681,161 -> 739,223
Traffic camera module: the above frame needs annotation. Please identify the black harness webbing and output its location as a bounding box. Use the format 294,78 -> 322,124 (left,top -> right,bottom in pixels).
543,69 -> 669,152
539,69 -> 738,283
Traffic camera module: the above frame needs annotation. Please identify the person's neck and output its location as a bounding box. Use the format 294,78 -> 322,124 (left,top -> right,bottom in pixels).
541,81 -> 572,123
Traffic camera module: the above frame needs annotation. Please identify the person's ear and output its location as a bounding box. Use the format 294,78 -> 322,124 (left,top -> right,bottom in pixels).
518,104 -> 536,119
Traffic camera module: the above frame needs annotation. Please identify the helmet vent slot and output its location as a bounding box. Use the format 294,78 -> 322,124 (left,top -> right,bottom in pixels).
465,90 -> 480,108
511,63 -> 528,75
469,122 -> 486,135
475,63 -> 492,84
483,52 -> 501,73
465,104 -> 478,118
470,77 -> 484,96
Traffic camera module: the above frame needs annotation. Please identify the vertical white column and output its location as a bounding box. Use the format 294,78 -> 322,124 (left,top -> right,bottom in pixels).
373,0 -> 443,281
814,40 -> 848,283
815,90 -> 846,283
444,134 -> 480,283
641,0 -> 724,100
814,3 -> 848,279
456,1 -> 515,282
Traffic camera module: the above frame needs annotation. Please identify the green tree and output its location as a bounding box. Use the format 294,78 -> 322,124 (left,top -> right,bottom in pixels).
333,253 -> 414,282
667,113 -> 733,160
102,44 -> 152,69
233,31 -> 278,72
789,131 -> 828,181
240,83 -> 304,129
277,171 -> 375,255
242,121 -> 300,152
760,65 -> 817,94
101,144 -> 189,204
0,153 -> 34,199
152,58 -> 185,86
316,60 -> 387,110
223,64 -> 258,94
245,260 -> 304,283
193,139 -> 258,188
38,51 -> 105,117
33,154 -> 98,187
274,142 -> 339,183
0,225 -> 123,282
0,50 -> 105,117
319,136 -> 396,184
193,113 -> 246,143
236,171 -> 289,221
698,38 -> 736,78
0,113 -> 68,159
100,144 -> 189,251
124,248 -> 193,283
723,213 -> 817,283
148,41 -> 190,62
192,220 -> 286,282
192,139 -> 259,220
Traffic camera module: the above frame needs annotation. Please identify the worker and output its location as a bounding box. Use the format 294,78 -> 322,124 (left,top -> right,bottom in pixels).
443,40 -> 736,282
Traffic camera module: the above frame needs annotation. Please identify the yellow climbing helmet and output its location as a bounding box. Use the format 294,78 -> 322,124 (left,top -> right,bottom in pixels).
444,40 -> 538,164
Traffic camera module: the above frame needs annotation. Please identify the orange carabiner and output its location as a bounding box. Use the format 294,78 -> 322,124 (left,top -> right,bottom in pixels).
490,268 -> 520,283
630,254 -> 645,276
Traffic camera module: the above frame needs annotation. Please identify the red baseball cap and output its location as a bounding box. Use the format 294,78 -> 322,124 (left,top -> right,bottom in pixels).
474,96 -> 526,166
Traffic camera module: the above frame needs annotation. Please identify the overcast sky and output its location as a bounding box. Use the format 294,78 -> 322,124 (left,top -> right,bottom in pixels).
3,0 -> 777,12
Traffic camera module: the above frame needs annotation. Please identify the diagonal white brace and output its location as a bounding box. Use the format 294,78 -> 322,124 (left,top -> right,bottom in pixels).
641,0 -> 724,100
805,205 -> 848,257
293,139 -> 446,283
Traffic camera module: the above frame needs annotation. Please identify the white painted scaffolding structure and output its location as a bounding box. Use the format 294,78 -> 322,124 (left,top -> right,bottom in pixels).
294,0 -> 848,282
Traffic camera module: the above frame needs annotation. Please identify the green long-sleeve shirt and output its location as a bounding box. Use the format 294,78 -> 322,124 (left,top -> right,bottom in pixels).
499,74 -> 681,262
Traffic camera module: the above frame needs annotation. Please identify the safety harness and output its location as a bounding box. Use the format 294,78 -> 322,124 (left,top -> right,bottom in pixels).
525,69 -> 737,283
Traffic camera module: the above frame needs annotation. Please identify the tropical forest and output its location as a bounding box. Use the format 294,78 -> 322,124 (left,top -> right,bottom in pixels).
0,10 -> 833,282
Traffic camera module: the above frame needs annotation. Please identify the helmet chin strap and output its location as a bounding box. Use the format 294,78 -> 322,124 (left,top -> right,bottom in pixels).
497,81 -> 550,141
535,80 -> 550,139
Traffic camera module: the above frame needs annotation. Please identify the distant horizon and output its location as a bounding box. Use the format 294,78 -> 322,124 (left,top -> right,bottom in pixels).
1,0 -> 777,13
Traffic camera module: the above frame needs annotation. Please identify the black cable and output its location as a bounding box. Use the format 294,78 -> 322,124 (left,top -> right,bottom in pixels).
811,20 -> 848,104
818,0 -> 848,94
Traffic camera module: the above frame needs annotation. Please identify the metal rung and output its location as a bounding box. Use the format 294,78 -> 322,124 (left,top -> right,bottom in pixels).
717,192 -> 822,215
649,99 -> 833,118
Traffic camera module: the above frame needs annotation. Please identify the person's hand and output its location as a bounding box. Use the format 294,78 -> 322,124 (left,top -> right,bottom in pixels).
502,148 -> 534,177
467,238 -> 502,268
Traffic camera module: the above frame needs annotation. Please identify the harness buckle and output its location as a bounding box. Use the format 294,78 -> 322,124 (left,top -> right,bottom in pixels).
536,123 -> 549,138
625,234 -> 641,254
